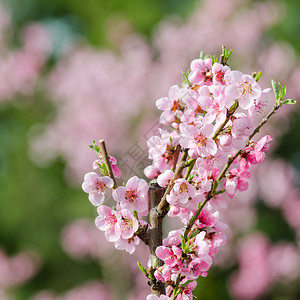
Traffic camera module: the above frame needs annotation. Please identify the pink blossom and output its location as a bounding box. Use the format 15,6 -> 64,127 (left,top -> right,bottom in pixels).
33,281 -> 113,300
114,235 -> 140,254
144,164 -> 161,179
224,168 -> 251,199
225,70 -> 261,110
192,167 -> 214,194
82,172 -> 114,206
188,58 -> 213,85
116,209 -> 139,240
146,294 -> 171,300
229,233 -> 272,300
167,178 -> 199,210
112,176 -> 148,213
163,229 -> 184,247
249,88 -> 273,116
147,129 -> 180,172
156,246 -> 182,268
254,135 -> 273,162
175,280 -> 197,300
269,243 -> 300,282
212,62 -> 230,85
180,123 -> 217,158
186,257 -> 211,279
157,170 -> 174,188
194,209 -> 218,229
219,134 -> 232,152
231,113 -> 254,140
198,86 -> 227,125
95,205 -> 120,242
156,85 -> 185,125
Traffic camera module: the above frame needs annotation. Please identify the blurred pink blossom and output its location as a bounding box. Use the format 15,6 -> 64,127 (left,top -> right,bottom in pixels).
31,0 -> 300,184
0,3 -> 51,102
33,281 -> 113,300
230,233 -> 300,300
0,248 -> 40,291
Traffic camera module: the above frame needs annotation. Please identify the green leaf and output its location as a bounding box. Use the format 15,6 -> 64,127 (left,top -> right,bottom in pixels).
137,261 -> 148,276
188,230 -> 201,240
188,173 -> 196,181
210,55 -> 218,66
93,140 -> 101,152
175,287 -> 183,296
97,162 -> 108,176
227,48 -> 233,60
133,210 -> 138,220
228,100 -> 239,115
282,99 -> 297,105
221,46 -> 233,63
279,84 -> 286,100
180,234 -> 187,252
253,70 -> 263,82
152,257 -> 159,268
199,51 -> 205,60
182,70 -> 191,87
271,80 -> 279,104
222,45 -> 227,56
89,140 -> 101,153
215,189 -> 226,195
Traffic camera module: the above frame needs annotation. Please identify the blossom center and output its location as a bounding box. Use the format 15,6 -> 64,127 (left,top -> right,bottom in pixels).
171,100 -> 181,112
122,217 -> 133,230
179,183 -> 188,194
125,190 -> 138,202
96,181 -> 106,191
239,82 -> 252,96
195,133 -> 207,147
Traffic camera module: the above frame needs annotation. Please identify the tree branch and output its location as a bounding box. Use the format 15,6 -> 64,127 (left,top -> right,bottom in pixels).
148,182 -> 166,295
99,139 -> 118,189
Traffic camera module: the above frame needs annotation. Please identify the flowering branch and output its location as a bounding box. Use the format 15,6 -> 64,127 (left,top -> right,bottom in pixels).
82,47 -> 296,300
184,86 -> 294,240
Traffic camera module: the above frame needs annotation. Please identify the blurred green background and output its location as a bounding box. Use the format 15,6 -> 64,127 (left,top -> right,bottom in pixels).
1,0 -> 300,299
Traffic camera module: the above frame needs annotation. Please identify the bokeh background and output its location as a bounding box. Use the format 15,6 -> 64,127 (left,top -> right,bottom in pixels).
1,0 -> 300,299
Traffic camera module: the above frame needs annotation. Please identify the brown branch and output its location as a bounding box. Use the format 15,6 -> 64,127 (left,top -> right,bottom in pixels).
99,139 -> 118,189
171,145 -> 181,171
136,224 -> 150,245
148,182 -> 165,295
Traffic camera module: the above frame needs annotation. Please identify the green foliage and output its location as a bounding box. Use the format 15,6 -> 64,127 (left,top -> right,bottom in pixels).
180,234 -> 192,254
253,70 -> 263,82
221,45 -> 233,65
182,69 -> 192,87
137,261 -> 148,277
271,80 -> 296,106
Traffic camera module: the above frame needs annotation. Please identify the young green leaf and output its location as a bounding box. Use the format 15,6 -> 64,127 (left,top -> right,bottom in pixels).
133,210 -> 138,220
199,51 -> 205,60
137,261 -> 148,276
188,230 -> 201,240
182,70 -> 192,87
180,234 -> 187,252
227,48 -> 233,60
253,70 -> 263,82
271,80 -> 279,104
279,84 -> 286,100
282,99 -> 297,105
222,45 -> 227,56
215,189 -> 226,195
